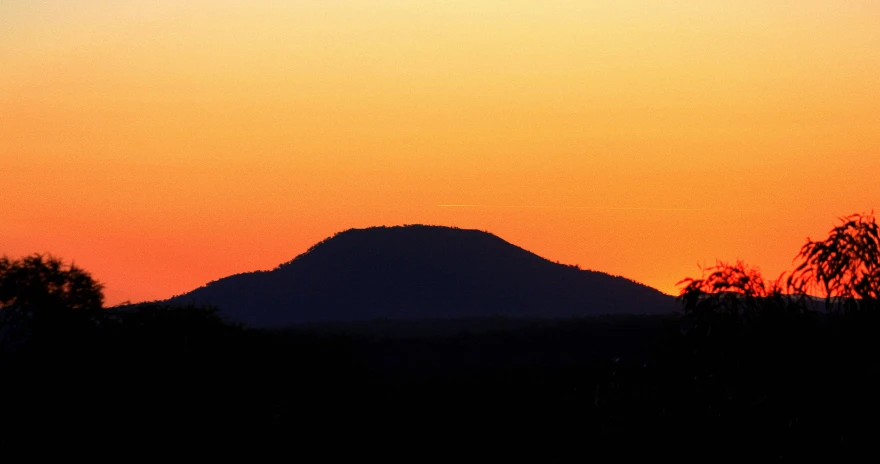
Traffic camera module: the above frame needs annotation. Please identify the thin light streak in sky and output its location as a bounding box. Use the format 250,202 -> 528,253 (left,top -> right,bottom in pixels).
437,204 -> 747,212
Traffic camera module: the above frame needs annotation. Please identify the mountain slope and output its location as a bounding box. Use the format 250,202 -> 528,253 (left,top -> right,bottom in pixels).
168,225 -> 678,327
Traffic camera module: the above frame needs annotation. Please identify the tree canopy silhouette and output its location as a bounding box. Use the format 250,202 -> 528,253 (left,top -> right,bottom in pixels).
0,253 -> 104,348
788,212 -> 880,313
678,212 -> 880,322
676,260 -> 797,337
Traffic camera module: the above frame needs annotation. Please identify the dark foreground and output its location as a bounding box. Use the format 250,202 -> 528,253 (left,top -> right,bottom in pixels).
3,308 -> 880,457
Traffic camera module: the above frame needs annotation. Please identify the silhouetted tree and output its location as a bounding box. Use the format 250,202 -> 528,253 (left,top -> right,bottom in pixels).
677,213 -> 880,323
0,253 -> 104,349
788,212 -> 880,313
677,260 -> 802,338
672,212 -> 880,456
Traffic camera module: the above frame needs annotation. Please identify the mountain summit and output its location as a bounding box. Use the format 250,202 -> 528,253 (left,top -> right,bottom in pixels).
168,225 -> 677,327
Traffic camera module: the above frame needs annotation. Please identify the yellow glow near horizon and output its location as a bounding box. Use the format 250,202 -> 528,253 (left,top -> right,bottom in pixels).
2,1 -> 878,304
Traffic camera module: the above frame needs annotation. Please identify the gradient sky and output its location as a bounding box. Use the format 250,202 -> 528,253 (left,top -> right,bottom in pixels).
2,1 -> 878,305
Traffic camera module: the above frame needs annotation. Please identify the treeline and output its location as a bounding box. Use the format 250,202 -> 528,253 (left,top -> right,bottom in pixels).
1,213 -> 879,456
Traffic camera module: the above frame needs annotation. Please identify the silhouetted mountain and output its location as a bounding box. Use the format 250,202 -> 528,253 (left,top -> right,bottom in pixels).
167,225 -> 677,327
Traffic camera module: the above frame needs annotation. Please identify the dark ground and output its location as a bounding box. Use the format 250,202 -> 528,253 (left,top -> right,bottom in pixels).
2,312 -> 879,457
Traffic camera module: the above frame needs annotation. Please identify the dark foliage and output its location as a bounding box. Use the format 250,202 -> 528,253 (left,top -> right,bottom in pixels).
788,212 -> 880,312
0,253 -> 104,350
667,212 -> 880,457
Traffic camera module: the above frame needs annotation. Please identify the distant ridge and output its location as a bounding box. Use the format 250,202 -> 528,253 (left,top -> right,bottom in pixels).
167,225 -> 677,327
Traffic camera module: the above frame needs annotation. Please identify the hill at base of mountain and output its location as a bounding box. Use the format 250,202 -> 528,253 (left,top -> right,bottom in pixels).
167,225 -> 678,328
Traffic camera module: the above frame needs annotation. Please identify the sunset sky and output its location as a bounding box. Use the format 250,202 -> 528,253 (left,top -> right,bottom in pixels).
2,1 -> 878,305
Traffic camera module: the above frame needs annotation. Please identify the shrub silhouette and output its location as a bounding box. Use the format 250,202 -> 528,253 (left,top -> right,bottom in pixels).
104,302 -> 241,361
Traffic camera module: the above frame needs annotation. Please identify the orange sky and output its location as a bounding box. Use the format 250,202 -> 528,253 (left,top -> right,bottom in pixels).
2,1 -> 878,305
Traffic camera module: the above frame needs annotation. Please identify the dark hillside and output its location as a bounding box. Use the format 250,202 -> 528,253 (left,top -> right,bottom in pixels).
169,225 -> 676,327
